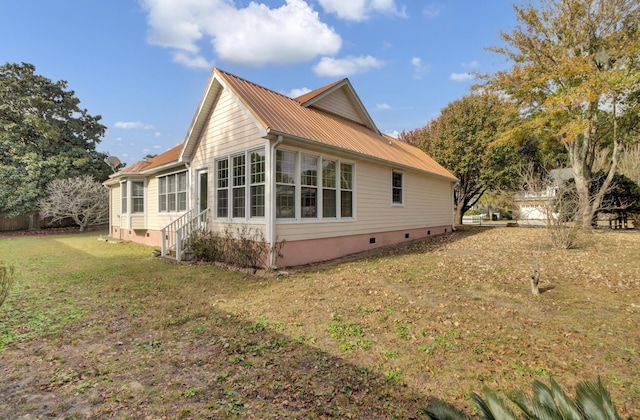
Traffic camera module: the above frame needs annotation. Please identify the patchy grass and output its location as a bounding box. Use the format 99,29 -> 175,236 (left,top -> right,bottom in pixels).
0,226 -> 639,418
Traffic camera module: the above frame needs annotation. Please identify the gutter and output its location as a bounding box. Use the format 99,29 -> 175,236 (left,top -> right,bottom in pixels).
265,128 -> 458,183
267,135 -> 283,269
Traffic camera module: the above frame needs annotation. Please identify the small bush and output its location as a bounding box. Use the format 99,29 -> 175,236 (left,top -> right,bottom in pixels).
422,377 -> 622,420
187,225 -> 284,270
1,262 -> 15,308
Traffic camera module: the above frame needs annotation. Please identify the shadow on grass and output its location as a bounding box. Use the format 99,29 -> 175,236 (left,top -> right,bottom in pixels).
0,303 -> 434,418
0,235 -> 436,417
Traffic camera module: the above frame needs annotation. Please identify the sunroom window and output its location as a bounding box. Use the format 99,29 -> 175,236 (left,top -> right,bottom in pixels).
275,150 -> 354,220
215,147 -> 265,220
301,154 -> 318,218
158,171 -> 187,213
276,150 -> 296,219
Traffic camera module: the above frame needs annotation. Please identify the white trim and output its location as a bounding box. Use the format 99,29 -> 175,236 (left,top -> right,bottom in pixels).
157,171 -> 188,214
213,146 -> 267,223
273,146 -> 356,223
391,170 -> 404,206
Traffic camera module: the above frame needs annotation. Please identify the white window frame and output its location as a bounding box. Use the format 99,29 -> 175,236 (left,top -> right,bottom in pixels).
215,147 -> 266,221
275,148 -> 355,222
120,181 -> 128,214
157,170 -> 188,214
120,179 -> 146,215
392,170 -> 403,205
131,180 -> 145,214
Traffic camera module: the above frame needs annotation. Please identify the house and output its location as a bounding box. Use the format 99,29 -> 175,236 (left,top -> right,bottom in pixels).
512,168 -> 573,224
104,68 -> 458,268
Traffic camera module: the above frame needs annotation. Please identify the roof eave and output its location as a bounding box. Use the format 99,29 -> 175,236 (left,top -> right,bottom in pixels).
267,129 -> 458,182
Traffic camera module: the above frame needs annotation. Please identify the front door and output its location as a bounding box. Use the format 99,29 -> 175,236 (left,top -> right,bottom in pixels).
198,171 -> 208,212
197,170 -> 208,227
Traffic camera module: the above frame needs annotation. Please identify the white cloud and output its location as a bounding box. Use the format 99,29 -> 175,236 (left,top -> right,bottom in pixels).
385,129 -> 400,138
314,55 -> 384,77
462,60 -> 480,69
411,56 -> 430,79
318,0 -> 406,21
154,145 -> 162,149
377,103 -> 391,110
450,72 -> 474,82
450,61 -> 480,82
115,121 -> 156,130
422,4 -> 441,18
142,0 -> 342,68
287,87 -> 312,98
172,51 -> 213,69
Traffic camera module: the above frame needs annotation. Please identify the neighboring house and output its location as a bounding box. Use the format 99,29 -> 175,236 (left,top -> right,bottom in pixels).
513,168 -> 573,224
104,68 -> 458,267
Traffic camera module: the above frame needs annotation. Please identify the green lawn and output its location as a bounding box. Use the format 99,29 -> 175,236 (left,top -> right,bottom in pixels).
0,227 -> 638,418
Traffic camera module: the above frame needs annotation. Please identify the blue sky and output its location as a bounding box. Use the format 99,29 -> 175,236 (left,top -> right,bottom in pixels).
2,0 -> 520,166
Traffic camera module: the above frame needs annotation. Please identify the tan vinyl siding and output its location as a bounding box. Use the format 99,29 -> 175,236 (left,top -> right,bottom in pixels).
276,158 -> 453,242
147,168 -> 189,230
110,184 -> 121,227
190,89 -> 264,170
208,222 -> 267,239
189,88 -> 267,232
309,87 -> 365,125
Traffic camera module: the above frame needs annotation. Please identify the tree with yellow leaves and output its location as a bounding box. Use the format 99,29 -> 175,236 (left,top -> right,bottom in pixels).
484,0 -> 640,228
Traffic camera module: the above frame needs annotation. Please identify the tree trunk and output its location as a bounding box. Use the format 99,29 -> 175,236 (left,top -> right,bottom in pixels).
454,206 -> 464,226
28,212 -> 40,231
572,167 -> 594,229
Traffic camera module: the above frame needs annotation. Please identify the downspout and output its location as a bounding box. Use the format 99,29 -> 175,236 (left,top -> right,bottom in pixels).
267,135 -> 283,268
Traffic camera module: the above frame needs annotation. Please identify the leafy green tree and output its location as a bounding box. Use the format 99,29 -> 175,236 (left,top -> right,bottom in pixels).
483,0 -> 640,229
400,93 -> 522,225
0,62 -> 109,226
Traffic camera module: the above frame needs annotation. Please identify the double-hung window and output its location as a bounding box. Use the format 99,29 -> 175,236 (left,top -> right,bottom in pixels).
392,171 -> 403,205
322,159 -> 337,218
275,150 -> 354,220
120,182 -> 128,214
216,159 -> 229,218
158,172 -> 187,213
232,155 -> 246,218
301,154 -> 318,218
216,147 -> 265,220
250,149 -> 265,217
276,150 -> 296,219
340,163 -> 353,217
131,181 -> 144,213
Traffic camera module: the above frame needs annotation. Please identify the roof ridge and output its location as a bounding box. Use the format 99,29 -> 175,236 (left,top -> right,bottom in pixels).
215,67 -> 300,104
294,78 -> 348,104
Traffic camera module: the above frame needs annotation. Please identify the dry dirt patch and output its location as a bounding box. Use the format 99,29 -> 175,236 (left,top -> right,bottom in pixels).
0,226 -> 638,418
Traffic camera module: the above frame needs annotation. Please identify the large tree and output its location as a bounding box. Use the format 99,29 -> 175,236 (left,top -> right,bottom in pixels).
0,62 -> 109,225
483,0 -> 640,229
39,175 -> 109,232
400,93 -> 522,225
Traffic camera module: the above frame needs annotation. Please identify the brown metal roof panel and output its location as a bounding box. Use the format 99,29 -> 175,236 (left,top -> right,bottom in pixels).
216,69 -> 456,180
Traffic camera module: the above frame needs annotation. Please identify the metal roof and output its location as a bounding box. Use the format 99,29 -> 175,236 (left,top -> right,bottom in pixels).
112,69 -> 457,182
216,69 -> 457,181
